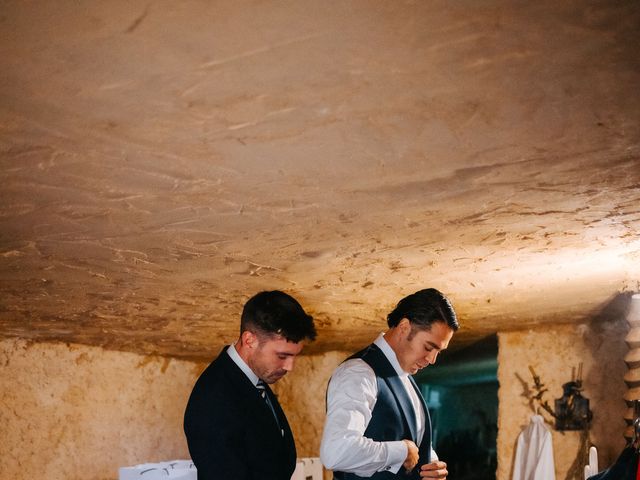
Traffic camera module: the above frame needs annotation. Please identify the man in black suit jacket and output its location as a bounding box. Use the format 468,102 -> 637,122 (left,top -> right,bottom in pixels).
184,290 -> 317,480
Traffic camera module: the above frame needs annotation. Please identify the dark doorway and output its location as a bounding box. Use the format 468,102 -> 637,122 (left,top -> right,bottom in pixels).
414,335 -> 498,480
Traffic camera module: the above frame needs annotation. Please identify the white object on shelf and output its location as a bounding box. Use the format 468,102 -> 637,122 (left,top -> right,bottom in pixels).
583,446 -> 598,479
291,460 -> 306,480
301,457 -> 323,480
119,460 -> 196,480
291,457 -> 323,480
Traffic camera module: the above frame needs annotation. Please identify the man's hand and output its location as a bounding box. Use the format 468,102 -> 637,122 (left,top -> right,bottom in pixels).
419,460 -> 448,478
402,440 -> 419,471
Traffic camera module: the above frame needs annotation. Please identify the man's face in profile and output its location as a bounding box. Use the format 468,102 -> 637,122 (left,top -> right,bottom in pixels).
247,333 -> 304,384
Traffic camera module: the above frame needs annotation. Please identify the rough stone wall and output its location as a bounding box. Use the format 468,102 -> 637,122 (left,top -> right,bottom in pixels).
497,322 -> 628,480
273,350 -> 348,457
0,338 -> 199,480
0,336 -> 346,480
3,326 -> 630,480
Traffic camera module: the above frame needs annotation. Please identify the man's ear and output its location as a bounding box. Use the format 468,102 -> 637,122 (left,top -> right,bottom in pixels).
241,330 -> 257,349
398,318 -> 412,337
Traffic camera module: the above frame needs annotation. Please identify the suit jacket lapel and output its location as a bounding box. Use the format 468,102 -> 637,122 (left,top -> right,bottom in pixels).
220,348 -> 285,438
366,344 -> 418,443
409,376 -> 432,463
384,375 -> 418,443
409,376 -> 428,422
263,382 -> 288,435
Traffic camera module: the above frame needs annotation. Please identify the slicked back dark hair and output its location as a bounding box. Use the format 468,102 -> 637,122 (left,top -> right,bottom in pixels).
387,288 -> 459,332
241,290 -> 316,343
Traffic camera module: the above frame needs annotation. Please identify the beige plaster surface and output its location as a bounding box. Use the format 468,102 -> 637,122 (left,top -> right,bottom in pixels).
0,335 -> 343,480
272,350 -> 347,459
0,337 -> 198,480
497,322 -> 628,480
3,320 -> 634,480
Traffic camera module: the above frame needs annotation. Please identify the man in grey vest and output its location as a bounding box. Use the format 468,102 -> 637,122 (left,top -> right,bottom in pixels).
320,288 -> 459,479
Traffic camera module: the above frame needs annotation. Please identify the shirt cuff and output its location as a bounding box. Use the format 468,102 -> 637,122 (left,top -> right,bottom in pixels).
431,448 -> 438,461
384,440 -> 408,474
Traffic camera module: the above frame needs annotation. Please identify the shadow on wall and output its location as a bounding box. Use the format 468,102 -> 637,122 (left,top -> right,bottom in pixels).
587,292 -> 634,343
583,292 -> 632,467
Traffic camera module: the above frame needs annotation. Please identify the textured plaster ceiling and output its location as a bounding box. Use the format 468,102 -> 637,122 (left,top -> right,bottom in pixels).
1,0 -> 639,360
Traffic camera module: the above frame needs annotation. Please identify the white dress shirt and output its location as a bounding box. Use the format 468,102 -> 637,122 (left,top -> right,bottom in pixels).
226,343 -> 260,386
320,333 -> 437,476
512,414 -> 556,480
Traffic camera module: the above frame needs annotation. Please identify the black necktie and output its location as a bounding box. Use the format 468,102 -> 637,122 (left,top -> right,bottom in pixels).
256,380 -> 283,435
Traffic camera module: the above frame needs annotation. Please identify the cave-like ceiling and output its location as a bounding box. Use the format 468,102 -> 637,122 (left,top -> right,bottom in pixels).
1,0 -> 639,360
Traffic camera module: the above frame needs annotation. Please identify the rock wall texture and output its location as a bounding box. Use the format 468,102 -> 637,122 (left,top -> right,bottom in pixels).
3,323 -> 630,480
0,338 -> 199,480
0,336 -> 342,480
273,350 -> 347,457
497,322 -> 628,480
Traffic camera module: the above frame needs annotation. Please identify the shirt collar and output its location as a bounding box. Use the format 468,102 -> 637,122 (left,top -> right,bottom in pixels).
373,332 -> 408,377
226,342 -> 260,386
